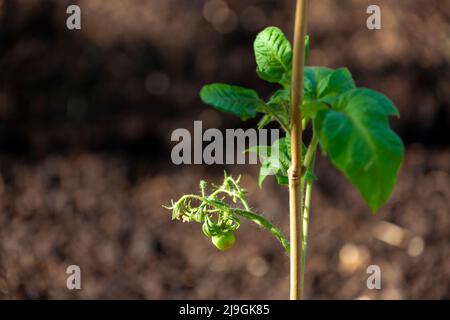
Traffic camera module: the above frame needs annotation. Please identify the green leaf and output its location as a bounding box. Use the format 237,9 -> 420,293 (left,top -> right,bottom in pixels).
265,89 -> 290,127
259,160 -> 273,186
253,136 -> 311,187
302,67 -> 355,119
275,174 -> 289,185
200,83 -> 262,120
246,143 -> 275,186
317,68 -> 356,104
250,137 -> 290,187
267,138 -> 291,186
303,66 -> 333,100
267,89 -> 290,108
245,145 -> 270,159
302,100 -> 328,120
314,88 -> 404,212
257,114 -> 275,129
254,27 -> 292,85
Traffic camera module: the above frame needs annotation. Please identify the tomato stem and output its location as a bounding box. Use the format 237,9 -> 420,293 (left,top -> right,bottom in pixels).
289,0 -> 308,300
233,208 -> 290,253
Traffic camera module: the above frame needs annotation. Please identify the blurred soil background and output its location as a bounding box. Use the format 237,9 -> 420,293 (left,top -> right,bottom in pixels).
0,0 -> 449,299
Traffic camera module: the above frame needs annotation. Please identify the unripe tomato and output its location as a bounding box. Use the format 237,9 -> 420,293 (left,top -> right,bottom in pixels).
212,232 -> 235,250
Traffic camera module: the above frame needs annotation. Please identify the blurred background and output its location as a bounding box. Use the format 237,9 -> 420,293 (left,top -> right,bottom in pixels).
0,0 -> 449,299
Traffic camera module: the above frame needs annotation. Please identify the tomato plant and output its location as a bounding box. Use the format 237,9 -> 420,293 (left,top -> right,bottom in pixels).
165,10 -> 404,299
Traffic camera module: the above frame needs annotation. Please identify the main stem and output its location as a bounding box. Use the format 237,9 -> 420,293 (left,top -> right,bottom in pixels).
289,0 -> 308,300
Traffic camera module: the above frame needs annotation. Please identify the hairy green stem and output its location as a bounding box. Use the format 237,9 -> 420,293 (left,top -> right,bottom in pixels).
301,173 -> 312,284
304,134 -> 319,169
233,208 -> 290,253
299,131 -> 318,291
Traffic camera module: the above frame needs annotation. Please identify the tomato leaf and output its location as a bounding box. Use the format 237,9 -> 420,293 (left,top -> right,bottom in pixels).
314,88 -> 404,212
254,27 -> 292,85
249,137 -> 312,187
303,66 -> 333,99
257,114 -> 275,129
317,67 -> 356,104
302,100 -> 328,120
200,83 -> 262,120
267,89 -> 290,107
266,89 -> 290,125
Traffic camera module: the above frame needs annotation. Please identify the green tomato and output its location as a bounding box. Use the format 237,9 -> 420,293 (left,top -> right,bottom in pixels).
211,232 -> 235,250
